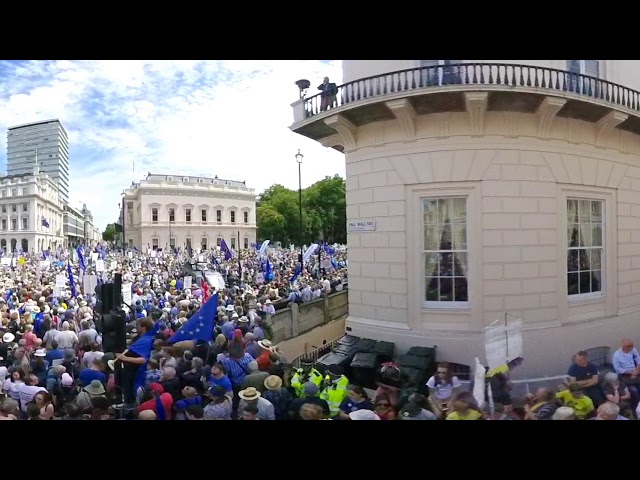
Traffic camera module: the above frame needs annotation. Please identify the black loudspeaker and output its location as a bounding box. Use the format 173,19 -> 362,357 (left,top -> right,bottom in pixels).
113,273 -> 123,308
101,310 -> 127,353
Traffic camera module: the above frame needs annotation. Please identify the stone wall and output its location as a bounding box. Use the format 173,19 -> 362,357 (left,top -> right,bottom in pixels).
269,290 -> 348,344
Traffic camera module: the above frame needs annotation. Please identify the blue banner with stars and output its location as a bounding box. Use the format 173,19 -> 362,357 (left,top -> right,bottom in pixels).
167,293 -> 218,344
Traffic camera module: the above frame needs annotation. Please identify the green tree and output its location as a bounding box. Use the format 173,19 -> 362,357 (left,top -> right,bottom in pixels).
102,223 -> 118,242
256,176 -> 346,244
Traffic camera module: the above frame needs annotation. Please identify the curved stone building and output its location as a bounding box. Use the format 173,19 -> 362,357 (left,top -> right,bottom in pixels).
290,60 -> 640,376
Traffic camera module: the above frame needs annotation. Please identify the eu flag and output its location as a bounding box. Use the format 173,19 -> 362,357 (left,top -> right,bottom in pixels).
168,293 -> 218,344
67,261 -> 77,297
128,321 -> 160,395
220,240 -> 233,261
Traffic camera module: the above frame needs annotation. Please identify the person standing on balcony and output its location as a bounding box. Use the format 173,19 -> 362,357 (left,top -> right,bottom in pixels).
318,77 -> 337,112
291,358 -> 323,397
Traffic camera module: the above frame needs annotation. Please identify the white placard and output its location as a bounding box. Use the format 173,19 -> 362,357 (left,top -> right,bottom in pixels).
55,274 -> 66,287
91,252 -> 99,263
122,283 -> 132,306
256,273 -> 265,284
110,261 -> 117,270
184,276 -> 192,290
83,275 -> 98,297
347,220 -> 376,232
1,258 -> 10,266
53,287 -> 63,297
95,259 -> 105,272
484,319 -> 524,369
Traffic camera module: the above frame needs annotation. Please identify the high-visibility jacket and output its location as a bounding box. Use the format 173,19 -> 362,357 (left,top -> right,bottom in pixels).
319,375 -> 349,417
291,368 -> 323,397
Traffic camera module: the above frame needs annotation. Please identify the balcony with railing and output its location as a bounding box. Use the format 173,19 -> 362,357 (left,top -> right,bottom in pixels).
291,62 -> 640,147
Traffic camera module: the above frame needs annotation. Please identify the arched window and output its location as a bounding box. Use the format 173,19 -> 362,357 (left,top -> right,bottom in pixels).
21,239 -> 28,253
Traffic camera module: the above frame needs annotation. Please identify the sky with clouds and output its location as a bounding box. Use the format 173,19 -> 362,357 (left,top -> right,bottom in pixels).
0,60 -> 345,230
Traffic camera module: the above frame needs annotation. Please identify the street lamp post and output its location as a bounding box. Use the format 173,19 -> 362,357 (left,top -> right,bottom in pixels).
295,149 -> 304,270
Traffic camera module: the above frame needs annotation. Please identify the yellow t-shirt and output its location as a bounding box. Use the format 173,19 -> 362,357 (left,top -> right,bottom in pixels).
555,390 -> 594,419
446,409 -> 482,420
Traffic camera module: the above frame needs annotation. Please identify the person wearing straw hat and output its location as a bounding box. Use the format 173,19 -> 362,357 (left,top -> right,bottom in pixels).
262,374 -> 293,420
237,386 -> 275,420
256,339 -> 273,371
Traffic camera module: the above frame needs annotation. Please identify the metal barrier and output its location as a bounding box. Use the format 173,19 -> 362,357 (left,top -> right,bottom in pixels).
291,336 -> 343,368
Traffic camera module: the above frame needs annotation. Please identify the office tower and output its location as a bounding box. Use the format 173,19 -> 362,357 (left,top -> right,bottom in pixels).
6,119 -> 70,203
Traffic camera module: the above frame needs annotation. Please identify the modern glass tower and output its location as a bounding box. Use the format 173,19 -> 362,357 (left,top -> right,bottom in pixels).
6,119 -> 70,203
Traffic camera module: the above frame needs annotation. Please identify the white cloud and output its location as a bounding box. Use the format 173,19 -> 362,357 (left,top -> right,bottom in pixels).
0,60 -> 345,230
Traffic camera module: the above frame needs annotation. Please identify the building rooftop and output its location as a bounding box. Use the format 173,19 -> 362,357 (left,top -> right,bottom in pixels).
8,118 -> 68,136
144,172 -> 249,189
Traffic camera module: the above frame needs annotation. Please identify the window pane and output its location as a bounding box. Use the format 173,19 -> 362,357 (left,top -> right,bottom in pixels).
590,249 -> 602,270
438,199 -> 448,224
424,226 -> 439,250
568,224 -> 579,247
567,199 -> 578,221
579,200 -> 591,223
439,278 -> 453,301
423,199 -> 438,224
567,250 -> 579,272
439,253 -> 454,276
591,270 -> 602,292
580,225 -> 592,247
454,278 -> 468,302
452,225 -> 467,250
450,198 -> 466,223
454,252 -> 467,276
568,272 -> 579,295
579,249 -> 591,270
591,201 -> 602,223
426,277 -> 439,301
579,271 -> 591,294
591,225 -> 602,247
439,224 -> 452,250
425,253 -> 439,277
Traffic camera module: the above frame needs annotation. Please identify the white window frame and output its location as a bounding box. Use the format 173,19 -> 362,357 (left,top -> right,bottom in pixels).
201,209 -> 207,222
244,211 -> 249,223
244,237 -> 249,249
230,237 -> 236,249
216,209 -> 222,222
168,208 -> 175,222
201,237 -> 208,250
151,208 -> 158,222
152,238 -> 159,249
185,208 -> 192,223
21,217 -> 27,230
406,184 -> 480,328
216,237 -> 222,246
559,186 -> 616,314
566,198 -> 605,301
230,210 -> 236,224
421,195 -> 470,309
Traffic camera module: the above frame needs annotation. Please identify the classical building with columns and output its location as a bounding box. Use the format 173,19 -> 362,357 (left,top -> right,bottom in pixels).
122,173 -> 257,251
0,167 -> 64,253
291,60 -> 640,377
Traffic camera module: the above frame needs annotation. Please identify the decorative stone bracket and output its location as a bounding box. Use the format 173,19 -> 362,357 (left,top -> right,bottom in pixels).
464,92 -> 488,135
324,115 -> 357,151
595,110 -> 628,146
385,98 -> 416,140
536,97 -> 566,138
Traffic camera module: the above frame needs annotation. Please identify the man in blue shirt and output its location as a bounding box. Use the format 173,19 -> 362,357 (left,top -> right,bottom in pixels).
612,339 -> 640,408
567,350 -> 605,407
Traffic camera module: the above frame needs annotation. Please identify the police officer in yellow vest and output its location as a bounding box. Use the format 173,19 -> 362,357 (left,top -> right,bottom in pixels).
291,358 -> 323,397
319,365 -> 349,417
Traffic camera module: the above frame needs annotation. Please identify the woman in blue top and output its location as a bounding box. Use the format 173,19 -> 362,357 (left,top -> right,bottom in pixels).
338,385 -> 374,419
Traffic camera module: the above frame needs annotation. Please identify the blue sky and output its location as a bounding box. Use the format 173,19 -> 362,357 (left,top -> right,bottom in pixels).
0,60 -> 344,229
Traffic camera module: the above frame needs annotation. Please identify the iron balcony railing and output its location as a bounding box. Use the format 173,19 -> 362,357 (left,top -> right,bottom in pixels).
303,62 -> 640,120
291,336 -> 343,368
